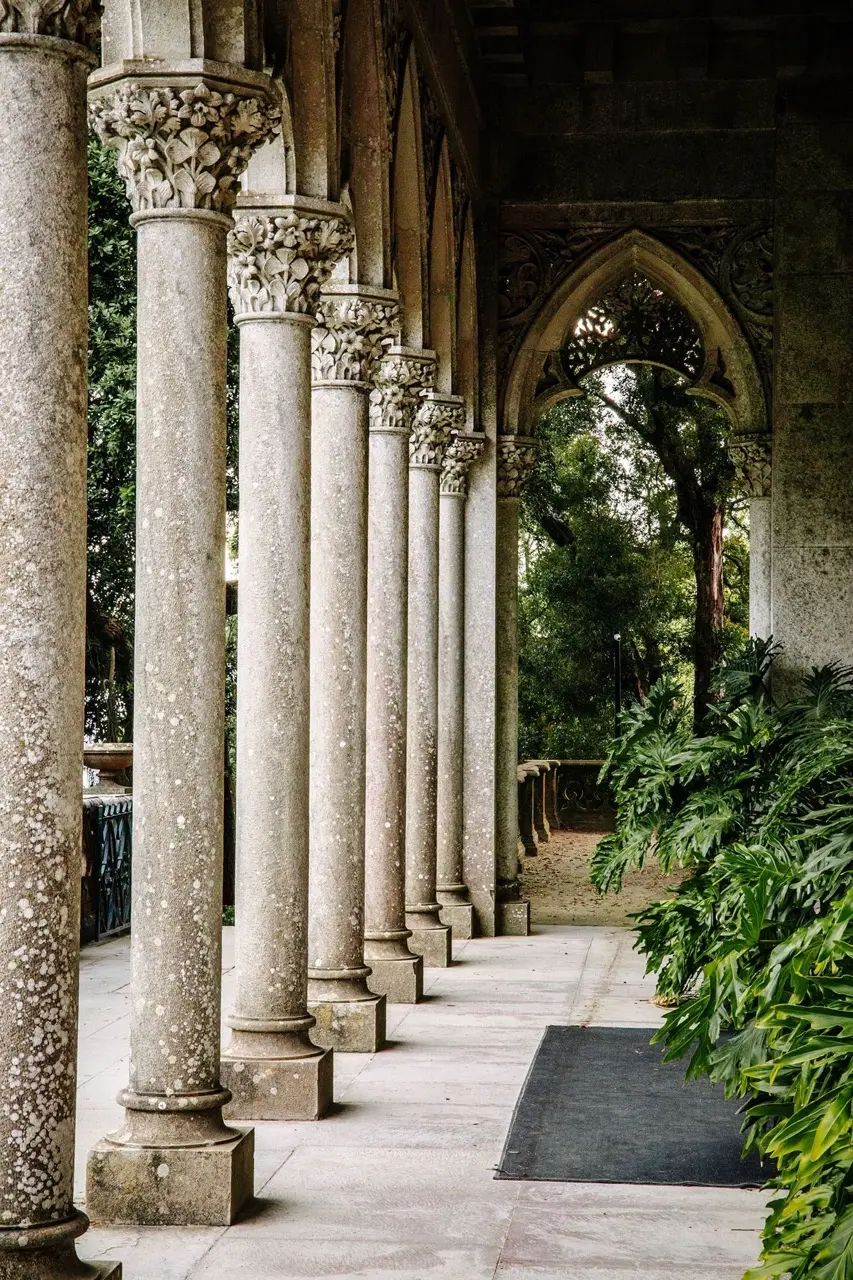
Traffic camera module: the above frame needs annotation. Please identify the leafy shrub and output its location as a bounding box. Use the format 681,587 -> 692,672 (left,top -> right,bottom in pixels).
593,642 -> 853,1279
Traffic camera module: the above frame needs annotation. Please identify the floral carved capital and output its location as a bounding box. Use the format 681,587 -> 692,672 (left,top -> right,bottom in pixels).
441,432 -> 485,496
89,81 -> 281,214
497,436 -> 537,499
0,0 -> 99,46
730,433 -> 771,498
369,348 -> 436,433
410,392 -> 465,469
228,211 -> 354,316
311,290 -> 400,383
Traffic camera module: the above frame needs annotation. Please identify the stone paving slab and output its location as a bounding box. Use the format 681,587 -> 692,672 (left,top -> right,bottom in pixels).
77,926 -> 767,1279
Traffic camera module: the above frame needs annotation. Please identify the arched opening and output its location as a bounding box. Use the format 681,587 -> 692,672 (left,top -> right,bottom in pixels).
428,139 -> 456,392
391,51 -> 427,347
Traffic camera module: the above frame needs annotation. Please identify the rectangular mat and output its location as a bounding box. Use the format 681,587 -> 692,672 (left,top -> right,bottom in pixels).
496,1025 -> 768,1187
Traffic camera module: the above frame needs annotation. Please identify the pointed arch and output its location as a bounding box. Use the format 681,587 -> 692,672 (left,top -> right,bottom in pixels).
391,50 -> 428,348
503,229 -> 767,438
428,138 -> 456,393
456,206 -> 479,430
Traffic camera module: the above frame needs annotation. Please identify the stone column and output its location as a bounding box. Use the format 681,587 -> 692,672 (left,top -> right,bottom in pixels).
518,767 -> 539,858
545,759 -> 562,832
0,12 -> 119,1280
86,75 -> 279,1226
731,434 -> 772,642
365,347 -> 437,1005
495,436 -> 537,935
220,202 -> 352,1120
308,284 -> 400,1051
436,432 -> 485,940
405,392 -> 465,967
530,761 -> 551,844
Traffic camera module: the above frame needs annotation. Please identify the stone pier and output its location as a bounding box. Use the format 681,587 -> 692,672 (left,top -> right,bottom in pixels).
308,284 -> 399,1051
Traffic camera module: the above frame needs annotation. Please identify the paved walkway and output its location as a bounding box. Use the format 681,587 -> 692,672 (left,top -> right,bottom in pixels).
76,925 -> 766,1278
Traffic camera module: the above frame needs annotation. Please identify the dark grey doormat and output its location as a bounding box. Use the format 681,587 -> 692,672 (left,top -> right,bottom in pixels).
496,1025 -> 768,1187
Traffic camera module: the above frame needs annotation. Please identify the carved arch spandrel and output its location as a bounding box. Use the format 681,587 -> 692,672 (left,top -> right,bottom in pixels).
503,229 -> 767,440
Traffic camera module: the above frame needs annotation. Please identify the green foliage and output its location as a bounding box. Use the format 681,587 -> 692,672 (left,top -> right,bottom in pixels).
595,644 -> 853,1278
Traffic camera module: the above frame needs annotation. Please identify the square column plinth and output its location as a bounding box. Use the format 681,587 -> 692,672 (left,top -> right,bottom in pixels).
409,924 -> 452,968
308,994 -> 386,1053
498,900 -> 531,936
221,1049 -> 333,1121
86,1128 -> 254,1227
367,955 -> 424,1004
3,1252 -> 123,1280
439,901 -> 475,940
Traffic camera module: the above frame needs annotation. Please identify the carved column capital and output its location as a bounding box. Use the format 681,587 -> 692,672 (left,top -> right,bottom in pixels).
311,285 -> 400,384
730,432 -> 772,498
496,435 -> 537,499
410,392 -> 465,469
369,346 -> 437,433
441,432 -> 486,496
89,80 -> 281,214
227,200 -> 354,317
0,0 -> 99,47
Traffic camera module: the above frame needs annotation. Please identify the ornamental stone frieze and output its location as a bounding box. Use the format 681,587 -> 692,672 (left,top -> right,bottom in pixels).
311,286 -> 400,383
0,0 -> 99,45
496,435 -> 537,498
89,82 -> 282,213
227,205 -> 354,316
730,432 -> 772,498
441,432 -> 485,496
369,347 -> 437,433
410,391 -> 465,468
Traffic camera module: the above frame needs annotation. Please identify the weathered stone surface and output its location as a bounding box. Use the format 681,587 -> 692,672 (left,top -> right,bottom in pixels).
437,901 -> 475,940
222,1050 -> 333,1123
367,955 -> 424,1006
308,995 -> 386,1055
497,901 -> 531,937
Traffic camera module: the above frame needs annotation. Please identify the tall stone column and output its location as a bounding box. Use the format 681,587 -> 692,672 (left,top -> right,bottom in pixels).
436,432 -> 486,940
495,436 -> 537,935
731,434 -> 772,641
365,347 -> 436,1004
308,284 -> 400,1051
86,75 -> 279,1226
0,11 -> 119,1279
220,202 -> 353,1120
405,392 -> 465,967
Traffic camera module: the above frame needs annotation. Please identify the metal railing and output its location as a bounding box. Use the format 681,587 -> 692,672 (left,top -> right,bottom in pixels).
81,796 -> 133,943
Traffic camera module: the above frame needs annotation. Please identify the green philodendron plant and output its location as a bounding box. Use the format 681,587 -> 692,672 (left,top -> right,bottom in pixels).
593,641 -> 853,1279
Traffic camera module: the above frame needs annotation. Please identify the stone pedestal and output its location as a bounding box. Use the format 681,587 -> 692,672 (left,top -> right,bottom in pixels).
0,22 -> 120,1280
221,202 -> 352,1118
365,348 -> 436,1004
87,72 -> 280,1223
436,433 -> 485,940
308,284 -> 399,1050
495,438 -> 537,933
406,392 -> 465,966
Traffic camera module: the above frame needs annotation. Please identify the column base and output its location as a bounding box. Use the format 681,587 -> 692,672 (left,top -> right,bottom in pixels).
438,900 -> 475,939
408,924 -> 452,968
221,1047 -> 333,1121
86,1127 -> 254,1227
498,899 -> 531,936
0,1218 -> 122,1280
308,994 -> 386,1053
367,954 -> 424,1004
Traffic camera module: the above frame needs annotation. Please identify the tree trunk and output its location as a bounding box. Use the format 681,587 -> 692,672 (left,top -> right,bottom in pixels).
692,503 -> 725,728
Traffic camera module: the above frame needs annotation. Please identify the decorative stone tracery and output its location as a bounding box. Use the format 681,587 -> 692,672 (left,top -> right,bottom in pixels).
227,210 -> 354,315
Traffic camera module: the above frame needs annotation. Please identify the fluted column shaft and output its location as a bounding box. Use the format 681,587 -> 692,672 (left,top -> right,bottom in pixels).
221,202 -> 352,1119
365,348 -> 436,1005
405,393 -> 465,968
308,284 -> 400,1052
87,72 -> 279,1227
495,437 -> 537,936
0,20 -> 119,1280
436,433 -> 485,940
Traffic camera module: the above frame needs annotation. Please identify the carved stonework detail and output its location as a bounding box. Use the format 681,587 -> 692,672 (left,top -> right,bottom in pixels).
0,0 -> 99,45
369,348 -> 436,432
90,82 -> 281,213
410,392 -> 464,468
311,290 -> 400,383
441,432 -> 485,496
730,433 -> 772,498
227,211 -> 353,315
497,436 -> 537,499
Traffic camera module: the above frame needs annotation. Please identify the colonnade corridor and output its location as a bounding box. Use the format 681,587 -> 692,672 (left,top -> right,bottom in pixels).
75,924 -> 767,1279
